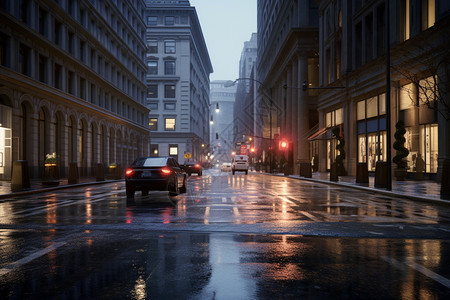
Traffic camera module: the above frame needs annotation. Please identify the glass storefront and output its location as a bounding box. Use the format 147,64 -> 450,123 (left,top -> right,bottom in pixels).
0,104 -> 12,180
357,94 -> 387,171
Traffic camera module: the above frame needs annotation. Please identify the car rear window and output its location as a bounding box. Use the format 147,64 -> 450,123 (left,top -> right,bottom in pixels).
133,157 -> 167,167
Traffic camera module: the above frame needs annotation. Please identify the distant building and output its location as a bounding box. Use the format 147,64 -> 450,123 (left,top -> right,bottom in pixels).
145,0 -> 213,164
210,81 -> 236,165
0,0 -> 149,180
234,33 -> 257,149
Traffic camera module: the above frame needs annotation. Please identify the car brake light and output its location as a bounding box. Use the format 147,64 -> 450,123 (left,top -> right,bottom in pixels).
125,168 -> 134,176
161,168 -> 172,175
195,164 -> 200,168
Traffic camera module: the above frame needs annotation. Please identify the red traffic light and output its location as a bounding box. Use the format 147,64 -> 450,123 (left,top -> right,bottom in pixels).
279,140 -> 288,150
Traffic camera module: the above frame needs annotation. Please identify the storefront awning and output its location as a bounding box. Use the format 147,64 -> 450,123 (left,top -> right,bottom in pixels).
308,127 -> 327,141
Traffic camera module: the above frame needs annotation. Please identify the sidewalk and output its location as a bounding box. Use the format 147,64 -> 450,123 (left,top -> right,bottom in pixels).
287,172 -> 449,205
1,172 -> 448,205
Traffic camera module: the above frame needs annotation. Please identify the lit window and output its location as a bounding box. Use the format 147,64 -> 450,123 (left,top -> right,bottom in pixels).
165,118 -> 175,131
169,145 -> 178,155
149,118 -> 158,130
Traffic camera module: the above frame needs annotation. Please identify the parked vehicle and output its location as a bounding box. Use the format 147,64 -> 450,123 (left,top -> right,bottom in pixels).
182,161 -> 203,176
221,162 -> 232,172
125,157 -> 186,198
232,155 -> 249,175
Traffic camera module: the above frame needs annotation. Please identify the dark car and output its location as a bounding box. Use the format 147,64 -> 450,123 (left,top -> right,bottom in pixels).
125,157 -> 186,198
182,161 -> 202,176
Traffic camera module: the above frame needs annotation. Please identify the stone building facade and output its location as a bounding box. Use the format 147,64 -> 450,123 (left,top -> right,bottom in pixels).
0,0 -> 150,180
145,0 -> 212,164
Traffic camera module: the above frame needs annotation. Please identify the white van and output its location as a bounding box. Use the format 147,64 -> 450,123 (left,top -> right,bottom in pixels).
232,155 -> 249,175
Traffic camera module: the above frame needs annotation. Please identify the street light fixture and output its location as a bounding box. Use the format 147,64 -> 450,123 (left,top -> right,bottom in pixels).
215,103 -> 220,113
210,115 -> 214,125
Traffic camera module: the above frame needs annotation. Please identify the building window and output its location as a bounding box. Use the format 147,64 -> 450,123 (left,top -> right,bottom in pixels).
165,118 -> 176,131
19,43 -> 30,76
400,83 -> 415,110
401,0 -> 410,41
169,144 -> 178,157
165,40 -> 176,54
149,118 -> 158,131
148,85 -> 158,98
422,0 -> 435,30
164,103 -> 176,110
165,16 -> 175,25
147,16 -> 157,25
150,144 -> 159,157
38,55 -> 48,83
356,94 -> 387,171
148,102 -> 158,110
147,61 -> 158,75
164,60 -> 176,75
164,85 -> 176,98
148,40 -> 158,53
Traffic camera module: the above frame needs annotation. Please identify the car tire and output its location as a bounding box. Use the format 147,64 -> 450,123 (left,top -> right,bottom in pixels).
232,170 -> 235,175
169,178 -> 179,196
245,170 -> 248,175
198,172 -> 202,176
188,172 -> 191,176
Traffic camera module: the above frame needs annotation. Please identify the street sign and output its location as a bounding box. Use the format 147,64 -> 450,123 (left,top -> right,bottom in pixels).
184,153 -> 192,159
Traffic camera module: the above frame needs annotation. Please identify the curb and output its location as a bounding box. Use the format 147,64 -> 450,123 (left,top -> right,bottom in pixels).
285,174 -> 450,206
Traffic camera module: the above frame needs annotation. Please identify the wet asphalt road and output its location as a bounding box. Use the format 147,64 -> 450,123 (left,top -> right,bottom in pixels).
1,169 -> 450,299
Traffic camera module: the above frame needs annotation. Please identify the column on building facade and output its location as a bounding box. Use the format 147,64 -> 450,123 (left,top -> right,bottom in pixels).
344,98 -> 355,175
286,64 -> 293,147
291,58 -> 299,173
297,55 -> 309,162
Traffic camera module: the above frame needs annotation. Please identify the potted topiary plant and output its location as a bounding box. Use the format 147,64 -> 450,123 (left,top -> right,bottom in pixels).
393,120 -> 410,180
332,127 -> 347,176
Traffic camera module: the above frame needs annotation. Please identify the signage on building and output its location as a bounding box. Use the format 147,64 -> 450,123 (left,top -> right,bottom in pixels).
240,145 -> 247,155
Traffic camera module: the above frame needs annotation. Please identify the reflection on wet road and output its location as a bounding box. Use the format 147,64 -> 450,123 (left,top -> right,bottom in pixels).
1,170 -> 450,299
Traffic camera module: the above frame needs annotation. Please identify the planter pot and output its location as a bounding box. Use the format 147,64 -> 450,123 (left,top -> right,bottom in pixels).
394,168 -> 407,181
43,164 -> 60,186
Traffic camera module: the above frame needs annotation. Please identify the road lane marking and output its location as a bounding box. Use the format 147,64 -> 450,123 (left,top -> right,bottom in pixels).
382,256 -> 450,288
0,242 -> 66,277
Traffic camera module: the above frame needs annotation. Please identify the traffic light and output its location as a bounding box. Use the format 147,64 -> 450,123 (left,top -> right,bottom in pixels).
279,140 -> 288,150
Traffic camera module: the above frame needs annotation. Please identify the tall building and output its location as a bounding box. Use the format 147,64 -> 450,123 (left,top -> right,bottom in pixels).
256,0 -> 450,182
256,0 -> 319,174
210,80 -> 236,165
234,33 -> 257,150
145,0 -> 213,164
0,0 -> 150,180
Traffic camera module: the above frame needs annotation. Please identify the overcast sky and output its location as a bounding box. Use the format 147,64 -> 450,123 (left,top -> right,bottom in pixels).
189,0 -> 257,82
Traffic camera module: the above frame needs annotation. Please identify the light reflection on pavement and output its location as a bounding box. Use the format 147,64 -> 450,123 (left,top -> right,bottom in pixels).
1,169 -> 450,299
